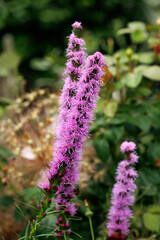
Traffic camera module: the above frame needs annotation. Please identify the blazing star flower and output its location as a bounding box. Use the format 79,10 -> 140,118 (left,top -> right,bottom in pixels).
30,21 -> 105,240
36,21 -> 105,239
38,21 -> 86,191
30,21 -> 87,239
107,141 -> 139,239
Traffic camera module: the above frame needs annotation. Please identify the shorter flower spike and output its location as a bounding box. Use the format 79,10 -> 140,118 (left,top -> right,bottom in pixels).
106,141 -> 139,238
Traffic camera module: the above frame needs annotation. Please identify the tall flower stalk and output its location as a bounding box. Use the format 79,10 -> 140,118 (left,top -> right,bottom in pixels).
107,141 -> 139,239
29,21 -> 86,239
29,21 -> 105,239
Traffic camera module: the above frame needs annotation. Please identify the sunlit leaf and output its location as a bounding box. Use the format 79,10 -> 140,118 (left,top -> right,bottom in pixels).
30,58 -> 52,71
143,65 -> 160,81
123,71 -> 142,88
138,52 -> 155,64
131,30 -> 148,43
143,213 -> 160,232
0,51 -> 20,70
103,101 -> 118,117
148,205 -> 160,214
117,28 -> 131,35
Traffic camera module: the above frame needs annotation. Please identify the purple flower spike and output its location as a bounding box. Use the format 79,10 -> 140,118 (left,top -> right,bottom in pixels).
107,141 -> 139,238
39,22 -> 86,191
38,22 -> 105,236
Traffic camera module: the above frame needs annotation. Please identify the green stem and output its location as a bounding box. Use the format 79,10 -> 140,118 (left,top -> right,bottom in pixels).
28,195 -> 52,239
89,217 -> 95,240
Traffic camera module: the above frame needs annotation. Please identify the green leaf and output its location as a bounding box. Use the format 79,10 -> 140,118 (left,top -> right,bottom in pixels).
0,195 -> 14,207
118,113 -> 151,132
143,168 -> 160,184
124,22 -> 148,43
14,205 -> 27,222
24,221 -> 31,240
143,213 -> 160,232
0,68 -> 8,77
22,187 -> 40,201
147,142 -> 160,162
97,99 -> 106,112
0,97 -> 12,106
94,136 -> 110,162
128,21 -> 146,31
148,205 -> 160,214
138,170 -> 158,196
134,115 -> 151,132
108,66 -> 116,76
34,77 -> 56,87
30,58 -> 52,71
136,87 -> 152,97
148,37 -> 160,46
0,148 -> 13,158
147,105 -> 160,127
143,65 -> 160,81
134,65 -> 148,72
0,51 -> 20,70
108,117 -> 125,125
105,126 -> 124,144
131,29 -> 148,43
115,79 -> 126,90
117,28 -> 131,35
0,106 -> 4,118
140,134 -> 154,145
122,71 -> 142,88
138,52 -> 155,64
103,101 -> 118,117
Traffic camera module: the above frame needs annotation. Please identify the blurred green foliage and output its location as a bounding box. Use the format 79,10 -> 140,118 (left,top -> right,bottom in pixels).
0,0 -> 153,89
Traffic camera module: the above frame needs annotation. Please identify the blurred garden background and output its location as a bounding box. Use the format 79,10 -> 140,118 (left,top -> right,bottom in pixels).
0,0 -> 160,239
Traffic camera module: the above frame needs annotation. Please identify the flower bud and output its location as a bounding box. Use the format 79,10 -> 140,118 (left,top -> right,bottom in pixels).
85,209 -> 93,217
58,173 -> 62,177
37,204 -> 41,210
126,48 -> 133,57
42,212 -> 46,217
65,222 -> 69,228
58,217 -> 63,222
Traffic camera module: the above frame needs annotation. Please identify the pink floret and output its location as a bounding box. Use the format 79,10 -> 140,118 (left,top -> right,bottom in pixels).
120,141 -> 136,153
